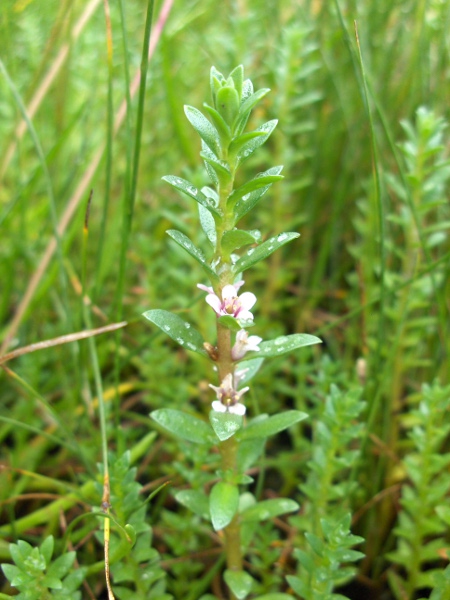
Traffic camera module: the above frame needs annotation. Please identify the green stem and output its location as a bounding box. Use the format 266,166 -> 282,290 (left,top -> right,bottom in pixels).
214,236 -> 242,599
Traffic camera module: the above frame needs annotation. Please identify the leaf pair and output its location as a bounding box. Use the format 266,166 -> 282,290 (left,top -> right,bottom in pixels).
143,308 -> 321,360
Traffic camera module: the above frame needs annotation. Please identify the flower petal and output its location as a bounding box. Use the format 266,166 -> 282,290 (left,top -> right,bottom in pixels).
197,283 -> 215,294
205,294 -> 222,314
238,292 -> 257,311
221,284 -> 238,301
229,403 -> 246,416
237,310 -> 254,322
212,401 -> 227,413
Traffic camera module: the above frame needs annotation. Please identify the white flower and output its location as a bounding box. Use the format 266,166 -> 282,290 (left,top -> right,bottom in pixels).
209,372 -> 249,415
197,281 -> 256,321
231,329 -> 262,360
212,400 -> 246,416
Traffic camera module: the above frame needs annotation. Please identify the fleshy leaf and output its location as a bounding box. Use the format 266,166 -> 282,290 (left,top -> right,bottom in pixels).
240,498 -> 299,522
228,130 -> 267,157
233,88 -> 270,125
229,64 -> 244,99
184,104 -> 220,154
166,229 -> 218,280
162,175 -> 221,216
143,309 -> 208,356
46,552 -> 76,580
40,536 -> 54,565
217,86 -> 240,125
236,119 -> 278,164
222,229 -> 261,254
198,203 -> 217,247
254,333 -> 322,357
200,150 -> 233,187
203,104 -> 232,146
235,358 -> 264,384
233,232 -> 299,274
209,411 -> 243,441
224,569 -> 255,600
2,564 -> 26,587
217,315 -> 243,332
201,140 -> 219,186
234,165 -> 283,222
210,481 -> 239,530
237,438 -> 266,472
150,408 -> 213,444
227,171 -> 284,208
240,410 -> 308,440
174,489 -> 210,519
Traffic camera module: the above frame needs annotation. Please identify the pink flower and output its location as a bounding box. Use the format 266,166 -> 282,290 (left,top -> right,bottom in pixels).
210,372 -> 248,415
197,282 -> 256,321
231,330 -> 262,360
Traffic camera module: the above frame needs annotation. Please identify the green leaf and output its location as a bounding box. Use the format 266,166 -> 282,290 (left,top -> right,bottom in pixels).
236,358 -> 264,384
233,81 -> 261,135
229,64 -> 244,99
286,575 -> 308,596
150,408 -> 213,444
209,411 -> 243,441
234,165 -> 283,222
224,569 -> 254,599
253,333 -> 322,357
217,86 -> 240,125
227,172 -> 284,208
217,315 -> 243,332
162,175 -> 221,216
184,105 -> 220,154
198,202 -> 216,247
234,88 -> 270,124
235,119 -> 278,157
240,498 -> 299,522
233,232 -> 300,274
210,482 -> 239,530
230,80 -> 256,133
174,489 -> 210,519
166,229 -> 218,280
200,149 -> 232,187
41,575 -> 62,589
222,229 -> 261,254
40,536 -> 54,565
203,104 -> 231,146
46,552 -> 75,580
1,564 -> 25,587
228,130 -> 267,157
10,541 -> 30,569
240,410 -> 308,440
237,438 -> 266,472
142,309 -> 208,356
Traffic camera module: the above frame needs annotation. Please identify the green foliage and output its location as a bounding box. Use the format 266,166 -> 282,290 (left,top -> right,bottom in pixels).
386,382 -> 450,599
96,451 -> 170,600
143,309 -> 208,356
1,2 -> 449,598
224,569 -> 255,599
289,385 -> 366,598
287,514 -> 364,600
210,482 -> 240,531
1,536 -> 85,600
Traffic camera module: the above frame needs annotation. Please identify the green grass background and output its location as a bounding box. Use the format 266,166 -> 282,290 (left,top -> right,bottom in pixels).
0,0 -> 449,598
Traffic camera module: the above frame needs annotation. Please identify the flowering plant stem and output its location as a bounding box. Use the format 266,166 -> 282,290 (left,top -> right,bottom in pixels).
145,65 -> 322,599
220,436 -> 243,577
217,261 -> 242,597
